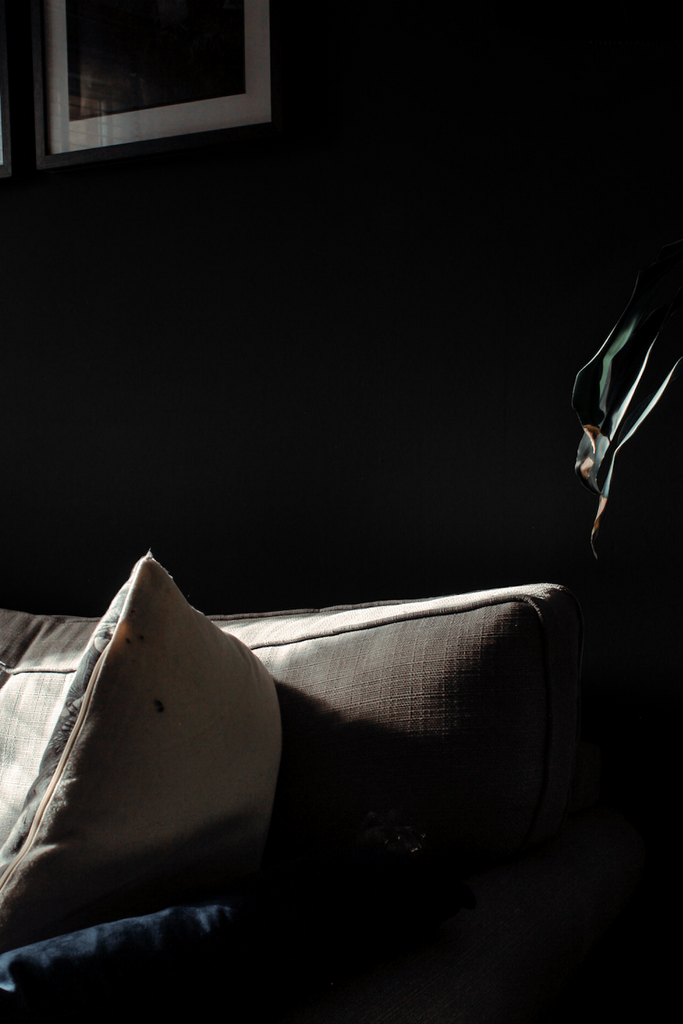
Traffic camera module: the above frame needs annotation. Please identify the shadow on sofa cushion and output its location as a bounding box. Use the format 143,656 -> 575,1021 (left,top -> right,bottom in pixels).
217,584 -> 584,868
0,815 -> 475,1021
273,806 -> 645,1024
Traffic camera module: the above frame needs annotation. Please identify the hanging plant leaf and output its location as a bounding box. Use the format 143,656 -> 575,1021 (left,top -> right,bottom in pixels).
572,238 -> 683,556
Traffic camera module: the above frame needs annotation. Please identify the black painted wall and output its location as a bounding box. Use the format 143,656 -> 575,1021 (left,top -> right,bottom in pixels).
2,3 -> 681,908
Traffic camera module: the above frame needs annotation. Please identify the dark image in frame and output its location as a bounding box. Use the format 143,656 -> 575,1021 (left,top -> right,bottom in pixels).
32,0 -> 280,170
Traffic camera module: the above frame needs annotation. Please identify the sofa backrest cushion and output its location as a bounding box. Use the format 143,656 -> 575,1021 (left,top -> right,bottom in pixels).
215,584 -> 583,868
0,581 -> 582,881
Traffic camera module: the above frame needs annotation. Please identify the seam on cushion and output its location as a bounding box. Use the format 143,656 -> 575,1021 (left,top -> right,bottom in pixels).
0,667 -> 72,675
210,608 -> 327,621
232,592 -> 565,651
0,616 -> 99,674
244,609 -> 468,650
517,597 -> 554,853
211,588 -> 577,621
0,613 -> 100,622
517,594 -> 583,853
0,649 -> 106,892
210,601 -> 417,619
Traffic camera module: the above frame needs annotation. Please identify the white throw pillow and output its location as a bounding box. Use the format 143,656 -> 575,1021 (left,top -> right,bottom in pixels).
0,553 -> 282,954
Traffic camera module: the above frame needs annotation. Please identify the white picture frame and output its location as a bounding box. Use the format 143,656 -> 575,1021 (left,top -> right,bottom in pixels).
32,0 -> 280,170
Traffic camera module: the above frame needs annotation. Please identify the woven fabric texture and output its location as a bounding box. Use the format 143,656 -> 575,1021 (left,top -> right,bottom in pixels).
216,583 -> 583,865
0,671 -> 73,848
0,613 -> 97,850
1,583 -> 583,868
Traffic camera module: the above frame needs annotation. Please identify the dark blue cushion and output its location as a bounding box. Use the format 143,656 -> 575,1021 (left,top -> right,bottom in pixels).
0,833 -> 475,1020
0,898 -> 250,1021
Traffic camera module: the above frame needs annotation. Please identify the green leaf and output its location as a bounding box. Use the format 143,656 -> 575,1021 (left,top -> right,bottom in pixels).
572,240 -> 683,556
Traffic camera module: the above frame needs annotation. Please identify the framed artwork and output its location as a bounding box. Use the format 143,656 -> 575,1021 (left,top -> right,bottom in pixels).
31,0 -> 280,170
0,0 -> 11,178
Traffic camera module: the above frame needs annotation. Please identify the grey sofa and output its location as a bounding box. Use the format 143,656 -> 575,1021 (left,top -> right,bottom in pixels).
0,580 -> 644,1022
218,582 -> 644,1023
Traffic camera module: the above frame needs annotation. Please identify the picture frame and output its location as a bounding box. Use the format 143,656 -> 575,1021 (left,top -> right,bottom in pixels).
0,0 -> 11,178
31,0 -> 280,170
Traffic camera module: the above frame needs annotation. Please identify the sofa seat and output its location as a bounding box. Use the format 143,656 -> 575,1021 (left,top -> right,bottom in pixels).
273,805 -> 644,1024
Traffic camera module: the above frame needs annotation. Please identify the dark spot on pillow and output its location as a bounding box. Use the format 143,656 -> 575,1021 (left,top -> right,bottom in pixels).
139,635 -> 145,641
125,637 -> 131,644
154,699 -> 165,713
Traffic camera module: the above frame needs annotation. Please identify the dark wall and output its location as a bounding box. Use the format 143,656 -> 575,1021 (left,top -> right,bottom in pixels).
2,6 -> 682,837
